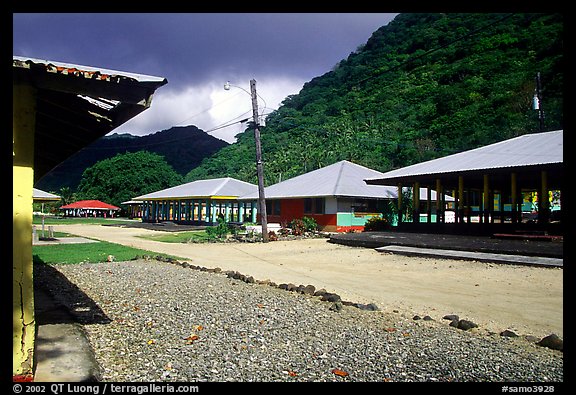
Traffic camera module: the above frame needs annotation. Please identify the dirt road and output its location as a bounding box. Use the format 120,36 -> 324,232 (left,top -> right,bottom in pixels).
52,223 -> 563,338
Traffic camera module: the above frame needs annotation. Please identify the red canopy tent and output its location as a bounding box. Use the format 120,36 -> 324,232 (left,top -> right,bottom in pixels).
60,200 -> 120,218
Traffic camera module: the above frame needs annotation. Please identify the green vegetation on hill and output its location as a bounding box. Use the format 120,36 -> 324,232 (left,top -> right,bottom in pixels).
76,151 -> 183,209
185,13 -> 563,185
35,125 -> 228,192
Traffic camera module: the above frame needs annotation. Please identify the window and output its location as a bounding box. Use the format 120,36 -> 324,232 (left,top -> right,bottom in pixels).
351,199 -> 378,213
266,200 -> 281,216
304,198 -> 325,214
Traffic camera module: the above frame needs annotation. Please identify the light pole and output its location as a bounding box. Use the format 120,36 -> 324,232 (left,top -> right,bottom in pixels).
224,80 -> 268,242
533,72 -> 544,132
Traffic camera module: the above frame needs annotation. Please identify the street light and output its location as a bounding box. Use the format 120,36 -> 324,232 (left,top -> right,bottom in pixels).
224,80 -> 269,242
533,72 -> 544,132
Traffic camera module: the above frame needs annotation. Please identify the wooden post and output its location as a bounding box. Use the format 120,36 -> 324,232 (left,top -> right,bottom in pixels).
426,185 -> 432,223
250,79 -> 268,242
483,174 -> 490,224
540,170 -> 549,224
511,173 -> 517,224
210,200 -> 217,224
397,183 -> 403,225
458,176 -> 464,224
251,201 -> 257,223
413,182 -> 420,223
225,201 -> 231,222
436,178 -> 442,223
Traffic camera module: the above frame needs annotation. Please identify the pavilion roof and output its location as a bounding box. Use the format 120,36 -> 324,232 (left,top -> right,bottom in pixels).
365,130 -> 563,186
60,200 -> 120,210
134,177 -> 258,200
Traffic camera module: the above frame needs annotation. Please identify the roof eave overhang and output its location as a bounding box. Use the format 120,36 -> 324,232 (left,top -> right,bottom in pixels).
134,195 -> 240,201
365,162 -> 563,189
13,58 -> 167,183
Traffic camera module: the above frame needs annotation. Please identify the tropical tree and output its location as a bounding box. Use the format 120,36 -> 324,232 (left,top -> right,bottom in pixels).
76,151 -> 183,210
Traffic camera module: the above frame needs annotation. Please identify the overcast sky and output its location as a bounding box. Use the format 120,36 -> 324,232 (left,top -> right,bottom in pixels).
13,13 -> 399,143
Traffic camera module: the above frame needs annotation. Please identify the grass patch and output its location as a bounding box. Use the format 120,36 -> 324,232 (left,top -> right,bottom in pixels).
138,230 -> 213,243
33,215 -> 135,226
33,239 -> 183,265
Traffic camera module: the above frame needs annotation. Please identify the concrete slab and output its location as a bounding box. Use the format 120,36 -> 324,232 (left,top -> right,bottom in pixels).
33,285 -> 101,382
33,323 -> 100,382
375,245 -> 563,268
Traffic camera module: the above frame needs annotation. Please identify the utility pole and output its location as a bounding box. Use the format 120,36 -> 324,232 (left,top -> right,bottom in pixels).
250,79 -> 268,242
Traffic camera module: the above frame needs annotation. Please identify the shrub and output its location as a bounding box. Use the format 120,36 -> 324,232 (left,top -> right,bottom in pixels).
205,217 -> 231,239
278,219 -> 291,236
301,216 -> 318,232
289,217 -> 318,235
290,219 -> 306,236
364,216 -> 391,231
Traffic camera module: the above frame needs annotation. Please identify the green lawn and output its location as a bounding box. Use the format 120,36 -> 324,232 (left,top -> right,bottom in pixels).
138,230 -> 213,243
33,215 -> 135,226
31,215 -> 211,264
33,239 -> 184,265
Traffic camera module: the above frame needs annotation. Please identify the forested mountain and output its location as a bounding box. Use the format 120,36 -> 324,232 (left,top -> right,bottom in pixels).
185,13 -> 563,186
35,125 -> 229,191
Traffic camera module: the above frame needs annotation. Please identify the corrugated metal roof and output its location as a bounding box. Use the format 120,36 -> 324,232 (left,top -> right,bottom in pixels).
32,188 -> 60,201
366,130 -> 563,184
14,55 -> 168,183
240,160 -> 398,200
121,200 -> 142,205
13,56 -> 167,84
134,177 -> 258,200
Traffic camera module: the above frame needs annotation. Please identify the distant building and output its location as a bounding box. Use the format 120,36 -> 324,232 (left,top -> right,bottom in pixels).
240,160 -> 403,232
59,199 -> 120,218
32,188 -> 61,202
365,130 -> 563,235
134,177 -> 258,225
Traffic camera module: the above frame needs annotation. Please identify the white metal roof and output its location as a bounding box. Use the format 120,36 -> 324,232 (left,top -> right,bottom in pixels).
134,177 -> 258,200
32,188 -> 61,201
366,130 -> 563,184
240,160 -> 398,200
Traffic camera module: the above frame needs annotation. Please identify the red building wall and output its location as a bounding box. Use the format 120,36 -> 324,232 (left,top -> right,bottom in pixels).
267,198 -> 337,232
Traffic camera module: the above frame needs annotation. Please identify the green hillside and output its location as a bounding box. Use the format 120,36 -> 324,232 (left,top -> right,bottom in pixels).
185,13 -> 563,185
35,125 -> 228,192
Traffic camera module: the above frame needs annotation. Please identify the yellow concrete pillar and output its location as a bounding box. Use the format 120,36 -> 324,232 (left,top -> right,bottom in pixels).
13,82 -> 36,378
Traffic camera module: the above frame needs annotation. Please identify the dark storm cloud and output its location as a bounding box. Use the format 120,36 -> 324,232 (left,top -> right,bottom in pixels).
13,13 -> 397,85
13,13 -> 398,140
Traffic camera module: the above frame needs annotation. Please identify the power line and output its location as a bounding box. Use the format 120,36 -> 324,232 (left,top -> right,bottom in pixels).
172,89 -> 244,127
82,108 -> 269,151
